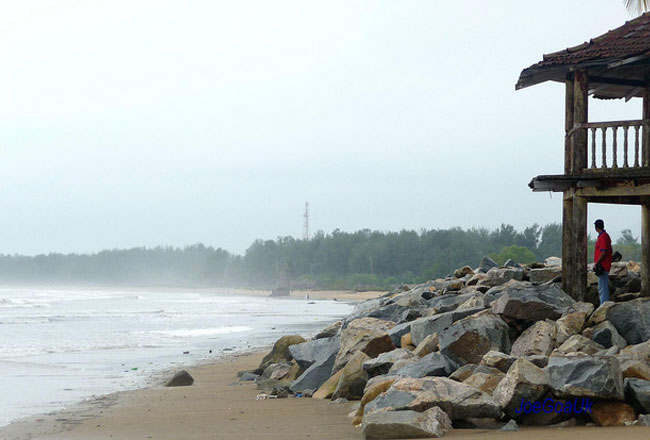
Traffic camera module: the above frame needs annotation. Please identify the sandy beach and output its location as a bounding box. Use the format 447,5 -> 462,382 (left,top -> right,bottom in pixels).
1,349 -> 648,440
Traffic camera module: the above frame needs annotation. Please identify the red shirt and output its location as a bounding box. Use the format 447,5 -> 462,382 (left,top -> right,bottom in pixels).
594,230 -> 612,272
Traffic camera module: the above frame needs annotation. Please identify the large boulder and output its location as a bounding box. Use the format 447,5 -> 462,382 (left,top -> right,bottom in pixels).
528,267 -> 561,284
364,376 -> 502,420
392,352 -> 457,378
289,336 -> 340,369
555,335 -> 605,355
409,307 -> 485,346
620,359 -> 650,381
368,303 -> 422,324
625,378 -> 650,412
387,322 -> 412,347
510,320 -> 556,357
363,349 -> 417,377
332,351 -> 370,400
413,334 -> 439,357
362,407 -> 452,440
290,339 -> 339,393
312,369 -> 344,400
478,256 -> 499,273
334,317 -> 396,373
478,267 -> 524,288
492,359 -> 549,417
450,363 -> 503,382
586,301 -> 615,326
480,351 -> 516,373
258,335 -> 306,372
491,284 -> 575,322
165,370 -> 194,387
439,310 -> 511,365
462,369 -> 505,395
427,293 -> 476,313
554,312 -> 587,347
606,298 -> 650,345
590,401 -> 637,427
352,375 -> 400,425
591,321 -> 628,349
547,355 -> 624,400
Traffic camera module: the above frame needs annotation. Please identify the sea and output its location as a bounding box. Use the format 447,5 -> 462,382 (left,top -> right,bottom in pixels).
0,287 -> 354,427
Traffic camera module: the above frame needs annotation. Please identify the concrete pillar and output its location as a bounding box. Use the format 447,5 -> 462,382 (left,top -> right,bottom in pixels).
572,70 -> 588,172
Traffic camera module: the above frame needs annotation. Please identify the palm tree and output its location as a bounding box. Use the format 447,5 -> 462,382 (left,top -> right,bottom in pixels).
624,0 -> 650,14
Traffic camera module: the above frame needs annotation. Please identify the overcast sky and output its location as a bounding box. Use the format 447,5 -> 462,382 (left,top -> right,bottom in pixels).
0,0 -> 643,255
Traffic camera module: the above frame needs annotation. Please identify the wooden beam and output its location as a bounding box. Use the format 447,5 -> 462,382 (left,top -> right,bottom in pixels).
588,75 -> 648,88
642,203 -> 650,296
562,190 -> 574,295
572,196 -> 588,302
573,71 -> 589,173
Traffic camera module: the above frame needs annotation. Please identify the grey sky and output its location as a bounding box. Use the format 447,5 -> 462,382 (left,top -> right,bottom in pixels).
0,0 -> 642,255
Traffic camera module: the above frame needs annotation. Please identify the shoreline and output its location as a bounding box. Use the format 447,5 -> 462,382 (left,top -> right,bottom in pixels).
2,349 -> 650,440
0,284 -> 388,303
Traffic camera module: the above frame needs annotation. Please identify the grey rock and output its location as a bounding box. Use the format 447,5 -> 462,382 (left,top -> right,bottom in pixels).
529,267 -> 561,284
260,362 -> 293,380
555,335 -> 605,355
491,283 -> 575,322
289,336 -> 340,369
625,378 -> 650,412
363,349 -> 417,377
592,321 -> 628,349
334,317 -> 396,373
638,414 -> 650,426
368,303 -> 423,324
525,355 -> 549,368
480,351 -> 516,373
314,321 -> 342,339
238,372 -> 259,382
500,419 -> 520,431
504,259 -> 523,269
362,407 -> 452,439
449,363 -> 503,382
606,298 -> 650,345
166,370 -> 194,387
410,307 -> 485,346
427,292 -> 476,313
439,310 -> 511,365
364,376 -> 502,420
478,268 -> 525,288
510,320 -> 556,357
493,359 -> 549,417
393,352 -> 458,378
290,347 -> 338,393
547,355 -> 624,400
478,256 -> 499,273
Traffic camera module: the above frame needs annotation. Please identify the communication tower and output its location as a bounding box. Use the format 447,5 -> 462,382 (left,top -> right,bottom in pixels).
303,202 -> 310,240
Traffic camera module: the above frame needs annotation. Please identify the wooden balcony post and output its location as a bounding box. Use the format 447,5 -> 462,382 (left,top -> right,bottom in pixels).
565,77 -> 574,174
641,88 -> 650,167
572,196 -> 588,302
572,70 -> 588,172
642,201 -> 650,296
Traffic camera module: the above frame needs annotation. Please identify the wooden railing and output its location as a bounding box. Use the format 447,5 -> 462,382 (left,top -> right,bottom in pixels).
569,119 -> 650,170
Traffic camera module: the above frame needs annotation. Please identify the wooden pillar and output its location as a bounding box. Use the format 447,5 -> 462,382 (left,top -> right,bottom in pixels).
572,70 -> 588,172
565,77 -> 575,174
642,202 -> 650,296
641,88 -> 650,167
562,191 -> 574,295
572,196 -> 588,301
562,78 -> 575,295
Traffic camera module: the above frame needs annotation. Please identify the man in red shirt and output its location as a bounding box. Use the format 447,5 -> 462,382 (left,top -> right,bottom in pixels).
594,219 -> 613,304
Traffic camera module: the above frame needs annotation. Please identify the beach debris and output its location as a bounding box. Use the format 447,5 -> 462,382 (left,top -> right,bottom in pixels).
255,393 -> 277,400
362,406 -> 452,439
165,370 -> 194,387
183,351 -> 189,354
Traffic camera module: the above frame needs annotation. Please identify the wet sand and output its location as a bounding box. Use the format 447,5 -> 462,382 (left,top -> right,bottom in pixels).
2,350 -> 649,440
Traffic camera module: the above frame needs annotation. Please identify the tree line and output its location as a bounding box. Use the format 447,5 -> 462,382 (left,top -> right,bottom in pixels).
0,223 -> 641,290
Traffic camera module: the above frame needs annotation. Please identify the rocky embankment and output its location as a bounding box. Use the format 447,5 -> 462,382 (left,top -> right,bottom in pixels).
240,257 -> 650,439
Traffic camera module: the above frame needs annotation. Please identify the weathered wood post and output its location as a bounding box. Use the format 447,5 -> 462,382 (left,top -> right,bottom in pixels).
642,201 -> 650,296
571,70 -> 589,301
562,77 -> 574,295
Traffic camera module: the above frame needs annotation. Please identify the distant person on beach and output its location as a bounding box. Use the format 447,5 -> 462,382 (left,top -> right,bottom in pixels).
593,219 -> 612,304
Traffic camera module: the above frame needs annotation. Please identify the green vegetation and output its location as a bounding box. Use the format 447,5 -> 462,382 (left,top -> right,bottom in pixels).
0,223 -> 640,290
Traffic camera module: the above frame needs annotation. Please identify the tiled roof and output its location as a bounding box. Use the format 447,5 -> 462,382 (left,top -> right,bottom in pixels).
517,13 -> 650,93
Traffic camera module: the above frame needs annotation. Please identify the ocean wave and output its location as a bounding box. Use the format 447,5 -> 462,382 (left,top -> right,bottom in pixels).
149,326 -> 252,338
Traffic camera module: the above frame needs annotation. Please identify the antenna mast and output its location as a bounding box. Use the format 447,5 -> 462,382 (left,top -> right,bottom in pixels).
303,202 -> 310,240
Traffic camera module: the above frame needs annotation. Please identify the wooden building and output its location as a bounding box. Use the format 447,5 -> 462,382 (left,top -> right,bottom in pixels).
516,14 -> 650,301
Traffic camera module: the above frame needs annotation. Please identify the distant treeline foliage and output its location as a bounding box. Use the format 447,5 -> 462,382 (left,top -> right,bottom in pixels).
0,223 -> 640,290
